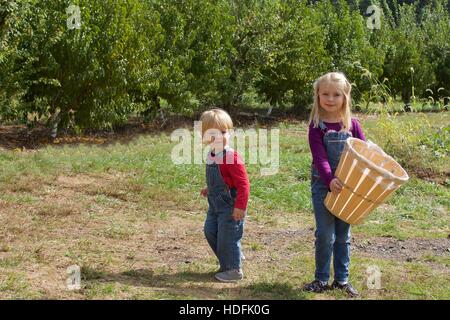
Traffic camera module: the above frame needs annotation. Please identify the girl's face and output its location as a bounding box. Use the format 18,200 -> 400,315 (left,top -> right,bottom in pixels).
318,82 -> 345,117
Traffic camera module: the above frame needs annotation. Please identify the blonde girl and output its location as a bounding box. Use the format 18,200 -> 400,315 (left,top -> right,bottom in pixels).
304,72 -> 366,297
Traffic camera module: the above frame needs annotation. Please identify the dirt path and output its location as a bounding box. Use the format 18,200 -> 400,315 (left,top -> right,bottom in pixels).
253,227 -> 450,262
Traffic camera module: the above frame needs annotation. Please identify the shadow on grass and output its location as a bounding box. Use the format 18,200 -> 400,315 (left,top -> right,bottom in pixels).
243,282 -> 309,300
81,267 -> 207,285
81,266 -> 309,299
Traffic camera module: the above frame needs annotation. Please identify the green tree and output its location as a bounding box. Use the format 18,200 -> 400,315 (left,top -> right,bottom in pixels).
255,0 -> 330,113
382,3 -> 435,104
211,0 -> 278,109
315,1 -> 381,103
0,0 -> 30,122
148,0 -> 234,116
13,0 -> 162,133
421,0 -> 450,99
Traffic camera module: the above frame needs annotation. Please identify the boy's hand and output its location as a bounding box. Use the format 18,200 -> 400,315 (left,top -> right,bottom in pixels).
330,178 -> 343,194
232,208 -> 246,221
200,187 -> 208,197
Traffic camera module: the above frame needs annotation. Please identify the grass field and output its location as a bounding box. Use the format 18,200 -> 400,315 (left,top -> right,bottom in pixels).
0,112 -> 448,299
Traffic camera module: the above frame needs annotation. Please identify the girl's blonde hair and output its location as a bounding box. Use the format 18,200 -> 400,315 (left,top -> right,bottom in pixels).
309,72 -> 353,132
199,108 -> 233,143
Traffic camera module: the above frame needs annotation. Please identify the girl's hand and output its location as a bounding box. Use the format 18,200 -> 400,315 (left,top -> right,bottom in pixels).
232,208 -> 246,221
330,178 -> 343,194
200,187 -> 208,197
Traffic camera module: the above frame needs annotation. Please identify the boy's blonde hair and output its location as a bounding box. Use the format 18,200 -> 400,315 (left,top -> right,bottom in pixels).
199,108 -> 233,143
309,72 -> 353,132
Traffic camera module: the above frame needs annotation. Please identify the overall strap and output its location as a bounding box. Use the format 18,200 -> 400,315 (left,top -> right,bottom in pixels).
206,149 -> 229,189
212,148 -> 230,164
318,120 -> 328,132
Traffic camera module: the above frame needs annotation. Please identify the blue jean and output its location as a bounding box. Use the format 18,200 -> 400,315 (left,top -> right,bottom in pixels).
204,190 -> 244,271
311,176 -> 351,283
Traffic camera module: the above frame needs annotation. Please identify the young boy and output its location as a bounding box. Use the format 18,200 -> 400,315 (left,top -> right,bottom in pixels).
199,108 -> 250,282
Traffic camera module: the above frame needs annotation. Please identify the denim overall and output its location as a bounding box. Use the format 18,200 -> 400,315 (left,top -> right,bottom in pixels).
311,121 -> 352,283
204,149 -> 243,271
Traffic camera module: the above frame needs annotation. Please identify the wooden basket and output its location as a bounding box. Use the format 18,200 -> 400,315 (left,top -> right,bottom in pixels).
324,138 -> 409,225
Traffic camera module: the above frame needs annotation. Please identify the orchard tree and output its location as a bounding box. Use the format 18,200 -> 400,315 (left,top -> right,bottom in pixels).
420,0 -> 450,99
0,0 -> 30,122
15,0 -> 162,133
255,0 -> 330,113
382,3 -> 434,104
148,0 -> 234,117
213,0 -> 279,109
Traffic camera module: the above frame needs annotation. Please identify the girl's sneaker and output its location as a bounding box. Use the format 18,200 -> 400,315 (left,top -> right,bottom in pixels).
331,281 -> 359,297
215,269 -> 243,282
302,280 -> 329,293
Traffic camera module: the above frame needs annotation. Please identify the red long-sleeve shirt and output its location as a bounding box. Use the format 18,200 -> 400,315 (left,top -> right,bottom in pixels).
208,149 -> 250,211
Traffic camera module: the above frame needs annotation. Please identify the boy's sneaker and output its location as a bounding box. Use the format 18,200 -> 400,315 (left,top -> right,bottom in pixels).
215,269 -> 243,283
331,281 -> 359,297
302,280 -> 329,293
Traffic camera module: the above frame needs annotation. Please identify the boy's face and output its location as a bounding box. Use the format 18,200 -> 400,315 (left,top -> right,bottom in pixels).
203,128 -> 229,151
318,83 -> 345,116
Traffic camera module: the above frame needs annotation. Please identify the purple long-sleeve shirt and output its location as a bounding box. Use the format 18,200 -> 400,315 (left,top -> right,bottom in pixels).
308,118 -> 366,188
